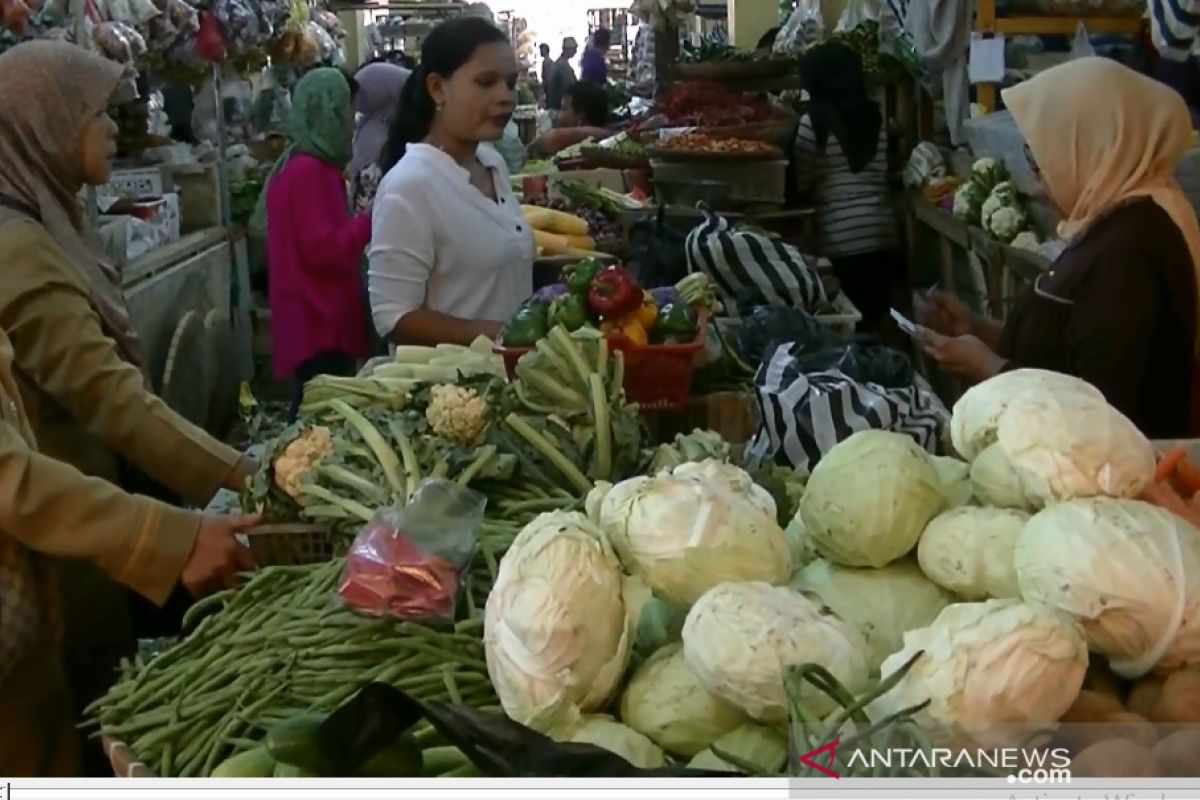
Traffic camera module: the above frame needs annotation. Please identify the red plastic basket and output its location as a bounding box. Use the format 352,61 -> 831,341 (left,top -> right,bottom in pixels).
496,308 -> 709,410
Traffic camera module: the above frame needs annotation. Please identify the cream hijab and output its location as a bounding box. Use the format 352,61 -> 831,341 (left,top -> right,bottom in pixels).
0,41 -> 144,368
1003,57 -> 1200,343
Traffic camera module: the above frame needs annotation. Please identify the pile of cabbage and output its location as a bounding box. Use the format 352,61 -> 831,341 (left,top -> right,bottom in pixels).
481,368 -> 1200,769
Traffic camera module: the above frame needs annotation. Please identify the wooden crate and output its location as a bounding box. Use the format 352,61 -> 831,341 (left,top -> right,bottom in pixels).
644,390 -> 760,451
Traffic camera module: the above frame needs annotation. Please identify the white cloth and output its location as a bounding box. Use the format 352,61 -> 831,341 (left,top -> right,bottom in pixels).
368,144 -> 534,337
907,0 -> 972,146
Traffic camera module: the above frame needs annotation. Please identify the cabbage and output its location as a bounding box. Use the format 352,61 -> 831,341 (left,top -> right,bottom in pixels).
969,443 -> 1035,510
869,599 -> 1088,743
686,724 -> 789,774
682,582 -> 870,722
783,512 -> 820,572
995,387 -> 1154,507
932,455 -> 972,508
950,369 -> 1103,460
483,511 -> 646,733
620,644 -> 747,756
800,431 -> 944,568
567,715 -> 666,768
917,507 -> 1028,599
1015,498 -> 1200,678
593,460 -> 791,606
791,558 -> 955,672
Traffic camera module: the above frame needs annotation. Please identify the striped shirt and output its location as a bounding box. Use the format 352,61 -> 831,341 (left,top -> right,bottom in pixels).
794,115 -> 898,259
1152,0 -> 1200,61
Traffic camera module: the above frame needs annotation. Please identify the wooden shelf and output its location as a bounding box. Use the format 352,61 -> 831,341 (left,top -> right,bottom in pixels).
974,0 -> 1144,112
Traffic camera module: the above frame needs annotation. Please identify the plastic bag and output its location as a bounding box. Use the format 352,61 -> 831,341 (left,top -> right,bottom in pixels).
791,341 -> 915,389
338,480 -> 486,623
835,0 -> 879,34
735,305 -> 837,367
1070,22 -> 1094,60
773,0 -> 823,55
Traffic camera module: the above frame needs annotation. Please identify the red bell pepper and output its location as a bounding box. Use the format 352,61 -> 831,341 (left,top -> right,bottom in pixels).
587,266 -> 642,318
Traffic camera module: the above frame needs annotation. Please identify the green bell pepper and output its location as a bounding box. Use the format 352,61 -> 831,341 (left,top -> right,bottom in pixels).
653,302 -> 698,342
548,293 -> 590,332
562,257 -> 605,296
503,300 -> 549,347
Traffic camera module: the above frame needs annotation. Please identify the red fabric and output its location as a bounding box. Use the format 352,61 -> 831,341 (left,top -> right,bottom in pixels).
266,153 -> 372,378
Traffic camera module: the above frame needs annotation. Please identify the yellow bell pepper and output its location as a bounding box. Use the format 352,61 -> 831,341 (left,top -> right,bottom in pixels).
600,316 -> 648,347
632,291 -> 658,330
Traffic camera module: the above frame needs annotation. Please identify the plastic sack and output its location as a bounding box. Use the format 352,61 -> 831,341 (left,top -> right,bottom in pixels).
773,0 -> 824,55
1070,22 -> 1095,60
338,480 -> 486,623
835,0 -> 879,34
744,340 -> 948,471
791,341 -> 915,389
735,305 -> 838,367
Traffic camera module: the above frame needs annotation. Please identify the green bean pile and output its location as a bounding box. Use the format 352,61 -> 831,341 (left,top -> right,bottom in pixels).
86,561 -> 497,777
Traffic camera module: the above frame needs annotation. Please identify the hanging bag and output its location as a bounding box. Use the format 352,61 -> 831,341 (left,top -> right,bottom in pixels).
684,207 -> 825,317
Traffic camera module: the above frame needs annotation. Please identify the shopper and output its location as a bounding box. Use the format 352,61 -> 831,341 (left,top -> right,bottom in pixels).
370,17 -> 533,346
916,58 -> 1200,438
0,40 -> 258,774
350,61 -> 411,213
794,41 -> 901,334
539,42 -> 553,101
528,81 -> 612,158
0,327 -> 256,778
545,36 -> 578,120
253,67 -> 372,422
581,27 -> 611,84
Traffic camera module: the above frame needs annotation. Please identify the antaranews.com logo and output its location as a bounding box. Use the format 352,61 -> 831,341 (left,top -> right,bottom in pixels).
797,740 -> 1073,784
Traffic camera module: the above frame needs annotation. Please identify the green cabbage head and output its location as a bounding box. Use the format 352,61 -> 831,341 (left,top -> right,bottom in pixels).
620,644 -> 747,756
567,715 -> 666,769
917,506 -> 1028,600
800,431 -> 944,568
484,511 -> 646,734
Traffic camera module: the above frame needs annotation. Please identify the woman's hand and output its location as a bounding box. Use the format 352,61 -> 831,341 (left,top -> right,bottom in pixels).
914,290 -> 973,337
181,513 -> 258,597
915,327 -> 1007,382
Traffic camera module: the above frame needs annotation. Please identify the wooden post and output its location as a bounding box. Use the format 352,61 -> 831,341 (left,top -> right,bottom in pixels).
976,0 -> 997,113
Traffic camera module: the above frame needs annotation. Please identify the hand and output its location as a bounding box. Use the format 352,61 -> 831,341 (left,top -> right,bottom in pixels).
224,455 -> 259,492
181,513 -> 258,597
915,327 -> 1007,382
914,290 -> 973,338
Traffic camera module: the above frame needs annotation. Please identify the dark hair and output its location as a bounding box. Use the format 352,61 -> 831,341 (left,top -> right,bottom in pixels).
540,43 -> 550,55
343,71 -> 360,99
564,81 -> 608,127
379,17 -> 509,171
592,28 -> 611,49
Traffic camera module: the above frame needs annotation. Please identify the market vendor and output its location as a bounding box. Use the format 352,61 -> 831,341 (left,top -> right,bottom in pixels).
916,58 -> 1200,439
369,17 -> 533,346
0,322 -> 257,777
527,81 -> 613,159
0,40 -> 259,772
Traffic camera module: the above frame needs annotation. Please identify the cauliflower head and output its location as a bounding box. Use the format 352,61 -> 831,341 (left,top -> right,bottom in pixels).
426,384 -> 489,446
1010,231 -> 1040,252
980,193 -> 1004,228
273,426 -> 334,498
987,205 -> 1026,243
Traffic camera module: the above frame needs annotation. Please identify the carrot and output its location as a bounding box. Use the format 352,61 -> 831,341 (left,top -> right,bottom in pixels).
1156,447 -> 1188,483
1174,454 -> 1200,497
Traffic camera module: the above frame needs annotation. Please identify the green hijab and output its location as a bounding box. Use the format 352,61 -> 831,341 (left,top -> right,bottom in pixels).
250,67 -> 354,236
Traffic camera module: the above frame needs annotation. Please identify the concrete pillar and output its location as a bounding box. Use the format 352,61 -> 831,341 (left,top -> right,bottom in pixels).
339,10 -> 370,69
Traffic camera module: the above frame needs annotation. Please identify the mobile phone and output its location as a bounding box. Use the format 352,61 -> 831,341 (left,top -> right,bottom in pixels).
890,308 -> 917,336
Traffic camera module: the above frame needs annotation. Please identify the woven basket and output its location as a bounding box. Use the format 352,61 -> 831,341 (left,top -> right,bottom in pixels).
674,59 -> 794,82
244,523 -> 339,567
694,114 -> 800,148
579,145 -> 650,170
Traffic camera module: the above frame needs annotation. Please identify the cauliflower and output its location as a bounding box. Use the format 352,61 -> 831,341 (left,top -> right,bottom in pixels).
987,205 -> 1026,243
971,157 -> 997,176
970,157 -> 1009,197
273,426 -> 334,498
980,193 -> 1004,228
1010,231 -> 1040,252
953,182 -> 985,223
990,180 -> 1017,204
426,384 -> 488,446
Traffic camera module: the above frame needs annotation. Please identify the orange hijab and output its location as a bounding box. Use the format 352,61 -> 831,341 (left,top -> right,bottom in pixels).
1004,57 -> 1200,346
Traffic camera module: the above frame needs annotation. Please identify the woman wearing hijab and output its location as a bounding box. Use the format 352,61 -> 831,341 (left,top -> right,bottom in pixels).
795,41 -> 901,333
252,68 -> 372,421
0,40 -> 257,772
350,61 -> 411,213
0,323 -> 257,776
917,58 -> 1199,438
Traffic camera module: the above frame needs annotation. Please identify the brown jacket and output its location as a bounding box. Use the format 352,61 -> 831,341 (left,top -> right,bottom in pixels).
0,219 -> 242,500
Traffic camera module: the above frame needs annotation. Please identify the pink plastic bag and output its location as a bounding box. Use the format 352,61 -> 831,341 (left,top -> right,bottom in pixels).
338,480 -> 486,623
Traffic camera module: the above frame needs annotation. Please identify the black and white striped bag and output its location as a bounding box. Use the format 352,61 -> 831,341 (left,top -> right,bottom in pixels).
744,341 -> 948,471
685,209 -> 825,317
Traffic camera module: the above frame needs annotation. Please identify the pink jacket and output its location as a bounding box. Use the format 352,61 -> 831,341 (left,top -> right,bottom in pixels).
266,153 -> 372,378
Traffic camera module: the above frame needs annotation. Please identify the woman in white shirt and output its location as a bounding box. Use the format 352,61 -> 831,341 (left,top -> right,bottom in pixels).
369,17 -> 534,345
